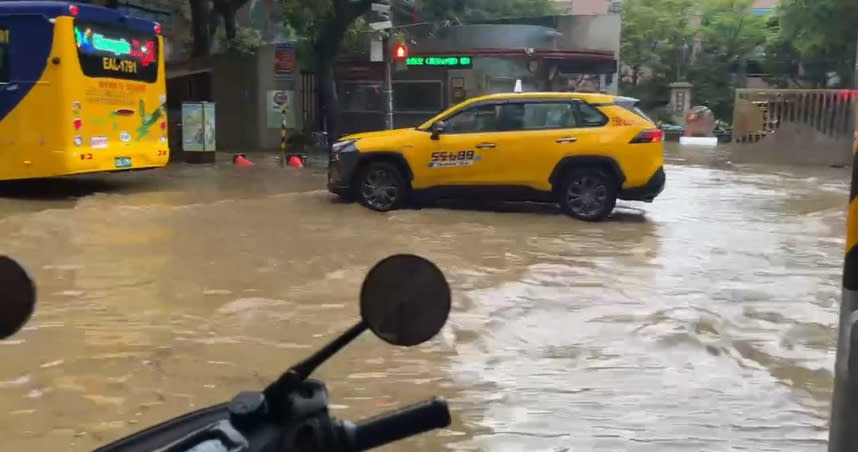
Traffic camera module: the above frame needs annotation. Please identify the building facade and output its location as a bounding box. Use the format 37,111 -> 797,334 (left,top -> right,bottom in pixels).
335,15 -> 621,135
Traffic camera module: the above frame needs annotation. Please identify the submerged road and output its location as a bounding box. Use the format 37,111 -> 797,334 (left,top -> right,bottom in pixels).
0,146 -> 849,451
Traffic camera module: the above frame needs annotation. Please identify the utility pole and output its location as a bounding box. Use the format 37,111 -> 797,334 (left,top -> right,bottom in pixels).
383,35 -> 394,130
368,1 -> 394,130
827,29 -> 858,452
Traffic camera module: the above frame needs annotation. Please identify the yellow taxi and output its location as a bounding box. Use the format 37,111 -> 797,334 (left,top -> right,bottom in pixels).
327,92 -> 665,221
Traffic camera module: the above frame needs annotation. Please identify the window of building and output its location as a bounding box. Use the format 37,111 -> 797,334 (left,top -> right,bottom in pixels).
338,82 -> 383,112
393,81 -> 443,113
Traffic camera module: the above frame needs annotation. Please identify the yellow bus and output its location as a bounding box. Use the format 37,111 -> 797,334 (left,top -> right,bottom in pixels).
0,2 -> 169,181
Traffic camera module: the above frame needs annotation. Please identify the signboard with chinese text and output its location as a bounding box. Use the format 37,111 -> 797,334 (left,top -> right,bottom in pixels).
405,56 -> 473,68
274,42 -> 297,80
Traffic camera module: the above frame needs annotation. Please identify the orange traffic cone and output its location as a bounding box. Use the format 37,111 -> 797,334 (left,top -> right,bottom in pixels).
287,155 -> 304,168
233,154 -> 254,167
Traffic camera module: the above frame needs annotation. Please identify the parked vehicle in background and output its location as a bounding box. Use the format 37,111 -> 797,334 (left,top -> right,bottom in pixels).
0,2 -> 169,181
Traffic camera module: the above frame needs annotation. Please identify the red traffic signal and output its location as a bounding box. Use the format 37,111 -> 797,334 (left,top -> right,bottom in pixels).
393,43 -> 407,60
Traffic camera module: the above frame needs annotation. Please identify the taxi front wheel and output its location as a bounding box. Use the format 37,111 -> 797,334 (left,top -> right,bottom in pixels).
357,161 -> 408,212
558,168 -> 618,222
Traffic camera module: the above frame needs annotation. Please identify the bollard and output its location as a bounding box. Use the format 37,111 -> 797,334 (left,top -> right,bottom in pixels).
280,105 -> 287,168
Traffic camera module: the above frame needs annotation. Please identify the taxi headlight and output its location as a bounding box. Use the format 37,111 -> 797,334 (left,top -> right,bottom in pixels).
332,139 -> 357,152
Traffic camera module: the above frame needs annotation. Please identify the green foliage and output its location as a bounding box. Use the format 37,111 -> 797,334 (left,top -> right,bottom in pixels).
620,0 -> 769,121
279,0 -> 334,69
619,0 -> 695,87
691,0 -> 767,121
769,0 -> 857,87
213,26 -> 265,55
342,19 -> 373,55
697,0 -> 767,61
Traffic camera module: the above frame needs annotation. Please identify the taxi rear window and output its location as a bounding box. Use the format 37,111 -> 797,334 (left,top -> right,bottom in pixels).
615,99 -> 654,123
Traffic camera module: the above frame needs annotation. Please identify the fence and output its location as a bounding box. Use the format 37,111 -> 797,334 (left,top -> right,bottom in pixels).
300,71 -> 320,132
730,89 -> 856,166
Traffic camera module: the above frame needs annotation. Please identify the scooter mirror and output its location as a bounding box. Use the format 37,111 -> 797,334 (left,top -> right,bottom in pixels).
360,254 -> 451,347
0,256 -> 36,340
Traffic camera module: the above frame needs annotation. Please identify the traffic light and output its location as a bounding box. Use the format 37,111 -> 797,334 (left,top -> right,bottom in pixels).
393,43 -> 408,61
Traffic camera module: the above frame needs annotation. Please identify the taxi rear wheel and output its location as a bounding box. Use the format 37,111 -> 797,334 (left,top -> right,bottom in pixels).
558,168 -> 618,222
357,161 -> 407,212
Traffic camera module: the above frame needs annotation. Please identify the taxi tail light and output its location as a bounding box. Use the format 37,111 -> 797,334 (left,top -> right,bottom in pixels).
630,129 -> 663,144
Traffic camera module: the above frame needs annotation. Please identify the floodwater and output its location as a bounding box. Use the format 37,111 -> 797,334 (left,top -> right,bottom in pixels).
0,145 -> 850,451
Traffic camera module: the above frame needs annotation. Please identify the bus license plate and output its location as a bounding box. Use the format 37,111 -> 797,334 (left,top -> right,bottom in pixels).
115,157 -> 132,168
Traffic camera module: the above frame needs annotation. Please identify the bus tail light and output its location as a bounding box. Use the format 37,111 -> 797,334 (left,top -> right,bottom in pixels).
160,121 -> 166,130
69,5 -> 79,16
630,129 -> 663,144
73,119 -> 82,130
154,23 -> 162,35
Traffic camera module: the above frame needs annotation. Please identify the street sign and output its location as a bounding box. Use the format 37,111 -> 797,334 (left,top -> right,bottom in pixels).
368,1 -> 392,31
369,20 -> 392,31
372,2 -> 391,13
370,38 -> 383,62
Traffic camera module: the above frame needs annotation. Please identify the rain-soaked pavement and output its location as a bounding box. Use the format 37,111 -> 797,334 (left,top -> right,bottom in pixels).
0,144 -> 850,451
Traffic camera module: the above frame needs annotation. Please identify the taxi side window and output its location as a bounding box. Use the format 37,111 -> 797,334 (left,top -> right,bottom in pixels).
574,101 -> 609,127
520,102 -> 577,130
443,104 -> 500,134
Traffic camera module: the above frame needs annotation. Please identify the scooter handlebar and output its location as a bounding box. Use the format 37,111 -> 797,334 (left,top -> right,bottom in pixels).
345,397 -> 451,451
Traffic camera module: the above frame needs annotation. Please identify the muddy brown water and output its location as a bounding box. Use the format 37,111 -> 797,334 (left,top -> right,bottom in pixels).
0,145 -> 850,451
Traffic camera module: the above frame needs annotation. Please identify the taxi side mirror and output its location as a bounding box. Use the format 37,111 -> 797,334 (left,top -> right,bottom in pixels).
430,121 -> 446,140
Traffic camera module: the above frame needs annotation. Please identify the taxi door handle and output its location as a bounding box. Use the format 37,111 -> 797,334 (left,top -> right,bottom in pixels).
476,142 -> 496,149
556,137 -> 577,143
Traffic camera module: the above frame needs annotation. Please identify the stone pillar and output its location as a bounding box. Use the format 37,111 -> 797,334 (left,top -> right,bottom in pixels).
669,82 -> 693,123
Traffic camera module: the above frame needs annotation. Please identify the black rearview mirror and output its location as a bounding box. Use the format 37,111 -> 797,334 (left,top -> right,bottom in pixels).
430,121 -> 446,140
0,256 -> 36,340
360,254 -> 451,347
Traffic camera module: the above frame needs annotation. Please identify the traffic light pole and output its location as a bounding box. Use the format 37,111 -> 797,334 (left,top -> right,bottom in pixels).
828,29 -> 858,452
383,35 -> 394,130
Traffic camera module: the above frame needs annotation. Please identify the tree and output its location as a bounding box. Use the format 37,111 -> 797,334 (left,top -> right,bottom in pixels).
770,0 -> 858,88
618,0 -> 695,109
188,0 -> 254,57
619,0 -> 768,120
687,0 -> 767,120
282,0 -> 375,142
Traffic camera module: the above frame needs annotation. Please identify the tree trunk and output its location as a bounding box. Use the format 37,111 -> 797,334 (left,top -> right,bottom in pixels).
223,4 -> 238,40
317,63 -> 340,144
189,0 -> 211,57
313,0 -> 371,144
210,0 -> 242,41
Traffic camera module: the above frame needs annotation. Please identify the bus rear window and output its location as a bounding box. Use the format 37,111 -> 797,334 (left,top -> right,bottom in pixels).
73,21 -> 158,83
